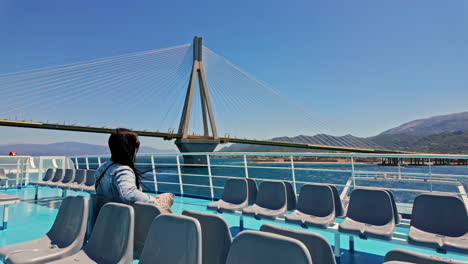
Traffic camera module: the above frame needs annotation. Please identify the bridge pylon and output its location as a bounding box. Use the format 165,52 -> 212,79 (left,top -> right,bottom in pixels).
175,36 -> 220,165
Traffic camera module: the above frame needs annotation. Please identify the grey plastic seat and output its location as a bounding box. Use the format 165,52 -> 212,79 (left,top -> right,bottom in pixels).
182,210 -> 232,264
329,184 -> 345,217
207,178 -> 249,213
50,202 -> 134,264
225,230 -> 312,264
260,224 -> 336,264
385,190 -> 400,225
131,202 -> 161,260
283,181 -> 297,210
384,249 -> 468,264
242,180 -> 287,220
285,183 -> 336,228
87,194 -> 112,239
79,170 -> 96,192
65,170 -> 86,190
408,192 -> 468,254
29,169 -> 55,186
39,169 -> 64,187
245,178 -> 257,205
46,169 -> 75,188
339,188 -> 395,240
0,196 -> 88,264
138,214 -> 202,264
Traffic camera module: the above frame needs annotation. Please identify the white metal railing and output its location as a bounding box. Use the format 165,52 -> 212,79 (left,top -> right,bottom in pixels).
70,152 -> 468,208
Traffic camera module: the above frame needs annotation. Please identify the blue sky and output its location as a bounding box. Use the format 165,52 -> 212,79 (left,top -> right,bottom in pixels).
0,0 -> 466,149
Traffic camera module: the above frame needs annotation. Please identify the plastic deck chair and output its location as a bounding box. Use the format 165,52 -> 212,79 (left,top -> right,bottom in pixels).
49,203 -> 134,264
329,184 -> 345,217
339,188 -> 395,240
182,210 -> 232,264
131,202 -> 161,260
242,180 -> 287,220
225,230 -> 312,264
260,224 -> 336,264
87,194 -> 112,239
283,181 -> 297,210
408,192 -> 468,254
0,196 -> 88,264
207,178 -> 248,213
385,190 -> 400,225
285,183 -> 336,228
29,169 -> 55,186
245,178 -> 257,205
45,169 -> 75,188
66,170 -> 87,190
79,170 -> 96,192
39,169 -> 64,187
138,214 -> 202,264
384,249 -> 468,264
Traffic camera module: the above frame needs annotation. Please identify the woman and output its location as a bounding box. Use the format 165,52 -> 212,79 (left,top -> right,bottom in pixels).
94,128 -> 174,213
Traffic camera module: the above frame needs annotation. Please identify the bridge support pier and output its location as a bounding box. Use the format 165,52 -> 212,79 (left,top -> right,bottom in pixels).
175,139 -> 219,165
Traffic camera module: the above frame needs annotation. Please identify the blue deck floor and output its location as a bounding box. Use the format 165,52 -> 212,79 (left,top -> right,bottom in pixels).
1,187 -> 466,263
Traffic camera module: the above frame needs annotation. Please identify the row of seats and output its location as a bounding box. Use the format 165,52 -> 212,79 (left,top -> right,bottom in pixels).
208,178 -> 468,254
30,168 -> 96,193
1,194 -> 464,264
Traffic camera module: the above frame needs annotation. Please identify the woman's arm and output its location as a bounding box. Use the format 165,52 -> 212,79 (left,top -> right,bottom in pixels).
114,168 -> 156,204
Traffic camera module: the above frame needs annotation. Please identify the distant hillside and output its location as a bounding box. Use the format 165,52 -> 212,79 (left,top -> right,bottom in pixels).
0,142 -> 174,156
372,131 -> 468,154
219,134 -> 378,152
380,111 -> 468,136
220,112 -> 468,154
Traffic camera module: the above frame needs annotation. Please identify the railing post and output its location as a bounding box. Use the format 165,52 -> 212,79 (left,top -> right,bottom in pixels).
243,155 -> 249,178
290,156 -> 297,195
85,157 -> 90,170
15,159 -> 20,187
97,156 -> 102,167
74,157 -> 79,169
176,155 -> 184,196
428,158 -> 433,192
397,158 -> 402,179
206,154 -> 214,200
351,157 -> 356,189
151,155 -> 158,193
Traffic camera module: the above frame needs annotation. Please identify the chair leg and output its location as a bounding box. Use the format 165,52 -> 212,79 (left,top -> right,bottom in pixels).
34,185 -> 39,201
334,232 -> 341,263
1,205 -> 9,230
349,236 -> 355,252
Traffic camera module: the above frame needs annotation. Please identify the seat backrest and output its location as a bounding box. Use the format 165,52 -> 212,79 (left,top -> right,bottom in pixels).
221,178 -> 248,205
329,184 -> 344,217
385,190 -> 400,225
182,210 -> 232,264
410,193 -> 468,237
297,184 -> 335,218
87,194 -> 112,238
283,181 -> 297,210
50,169 -> 65,183
384,249 -> 468,264
73,169 -> 86,184
255,181 -> 286,210
84,203 -> 134,263
0,168 -> 5,177
139,214 -> 202,264
84,170 -> 96,187
225,230 -> 312,264
245,178 -> 258,205
260,224 -> 336,264
346,188 -> 394,225
42,168 -> 55,181
61,169 -> 75,184
47,196 -> 88,250
131,202 -> 161,260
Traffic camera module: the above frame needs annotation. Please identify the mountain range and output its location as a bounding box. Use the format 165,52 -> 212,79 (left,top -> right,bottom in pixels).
0,142 -> 172,156
221,111 -> 468,154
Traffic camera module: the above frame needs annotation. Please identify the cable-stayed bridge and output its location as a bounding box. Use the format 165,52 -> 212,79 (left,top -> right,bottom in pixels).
0,37 -> 403,160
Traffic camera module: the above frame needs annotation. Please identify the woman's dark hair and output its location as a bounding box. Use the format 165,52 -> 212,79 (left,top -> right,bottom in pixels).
108,128 -> 141,188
